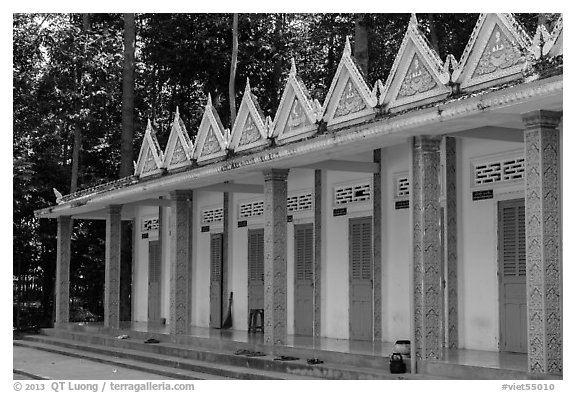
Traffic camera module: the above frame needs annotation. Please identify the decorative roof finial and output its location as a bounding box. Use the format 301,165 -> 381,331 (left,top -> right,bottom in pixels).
410,13 -> 418,27
344,36 -> 352,56
289,58 -> 297,76
245,77 -> 251,93
207,93 -> 213,107
146,118 -> 152,132
175,106 -> 180,119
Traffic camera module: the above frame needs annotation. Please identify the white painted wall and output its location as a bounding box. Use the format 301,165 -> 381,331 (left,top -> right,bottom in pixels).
382,143 -> 411,343
458,136 -> 524,351
192,191 -> 223,328
322,152 -> 374,340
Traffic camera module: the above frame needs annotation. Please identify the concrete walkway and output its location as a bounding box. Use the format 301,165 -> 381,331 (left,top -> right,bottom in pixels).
13,345 -> 175,380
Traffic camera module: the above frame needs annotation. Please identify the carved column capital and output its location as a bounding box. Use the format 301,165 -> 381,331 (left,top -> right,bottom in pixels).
263,168 -> 290,182
169,189 -> 193,201
107,204 -> 123,216
521,110 -> 562,130
413,135 -> 442,153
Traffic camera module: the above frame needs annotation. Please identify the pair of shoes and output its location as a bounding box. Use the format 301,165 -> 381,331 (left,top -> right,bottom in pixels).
116,334 -> 129,339
234,349 -> 251,355
274,356 -> 299,361
144,338 -> 160,344
245,351 -> 266,357
306,358 -> 323,365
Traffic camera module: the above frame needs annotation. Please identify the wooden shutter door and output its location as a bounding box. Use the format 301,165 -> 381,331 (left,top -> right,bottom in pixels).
148,240 -> 161,322
294,223 -> 314,336
210,233 -> 223,328
498,199 -> 527,353
247,229 -> 265,315
349,217 -> 373,341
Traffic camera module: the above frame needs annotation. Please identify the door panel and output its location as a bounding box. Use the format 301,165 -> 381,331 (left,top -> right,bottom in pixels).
294,224 -> 314,336
499,199 -> 527,353
210,233 -> 224,328
349,217 -> 373,341
148,240 -> 161,322
248,229 -> 264,317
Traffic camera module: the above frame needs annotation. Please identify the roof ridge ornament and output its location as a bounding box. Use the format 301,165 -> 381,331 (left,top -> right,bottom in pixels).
344,36 -> 352,56
379,15 -> 451,112
192,94 -> 230,164
289,58 -> 297,76
228,78 -> 270,153
452,13 -> 533,91
269,58 -> 320,144
320,36 -> 377,130
135,118 -> 164,178
543,14 -> 562,57
163,105 -> 193,171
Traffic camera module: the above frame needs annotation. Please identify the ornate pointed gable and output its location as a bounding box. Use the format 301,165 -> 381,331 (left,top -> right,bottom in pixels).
543,15 -> 562,58
379,14 -> 451,112
321,37 -> 377,129
228,79 -> 269,153
192,94 -> 230,164
135,120 -> 164,178
162,107 -> 193,171
269,59 -> 320,144
452,13 -> 532,92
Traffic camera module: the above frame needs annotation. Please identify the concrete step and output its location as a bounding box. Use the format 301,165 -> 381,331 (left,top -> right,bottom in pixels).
26,329 -> 428,380
417,359 -> 530,380
15,337 -> 312,380
14,342 -> 226,380
56,323 -> 390,370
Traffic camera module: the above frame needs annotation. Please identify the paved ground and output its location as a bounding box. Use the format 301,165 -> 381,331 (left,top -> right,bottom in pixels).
13,345 -> 175,380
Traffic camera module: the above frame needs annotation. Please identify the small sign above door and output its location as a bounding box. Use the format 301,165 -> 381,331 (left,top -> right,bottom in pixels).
238,220 -> 248,228
333,208 -> 347,217
395,200 -> 409,210
472,189 -> 494,201
201,225 -> 210,232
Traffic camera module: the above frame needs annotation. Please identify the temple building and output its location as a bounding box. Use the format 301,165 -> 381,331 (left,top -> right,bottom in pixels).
35,13 -> 563,378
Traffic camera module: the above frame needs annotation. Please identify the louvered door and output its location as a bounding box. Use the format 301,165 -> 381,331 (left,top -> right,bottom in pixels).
210,233 -> 224,328
247,229 -> 265,317
498,199 -> 527,353
148,240 -> 161,322
349,217 -> 373,341
294,224 -> 314,336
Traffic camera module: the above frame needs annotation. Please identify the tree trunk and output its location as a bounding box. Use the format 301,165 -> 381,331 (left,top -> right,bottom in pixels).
354,14 -> 369,76
229,13 -> 239,127
70,13 -> 90,193
428,13 -> 440,55
120,13 -> 136,323
120,13 -> 136,178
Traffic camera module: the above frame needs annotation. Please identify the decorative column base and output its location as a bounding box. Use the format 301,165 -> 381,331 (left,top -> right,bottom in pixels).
263,168 -> 289,346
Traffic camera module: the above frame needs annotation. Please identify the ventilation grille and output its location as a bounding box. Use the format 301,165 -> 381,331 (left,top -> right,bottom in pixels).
239,200 -> 264,219
141,217 -> 159,232
396,176 -> 410,198
474,157 -> 525,186
287,192 -> 313,213
202,207 -> 223,224
334,182 -> 372,206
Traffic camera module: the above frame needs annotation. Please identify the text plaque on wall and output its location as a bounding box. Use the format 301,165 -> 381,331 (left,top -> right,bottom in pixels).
472,189 -> 494,201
